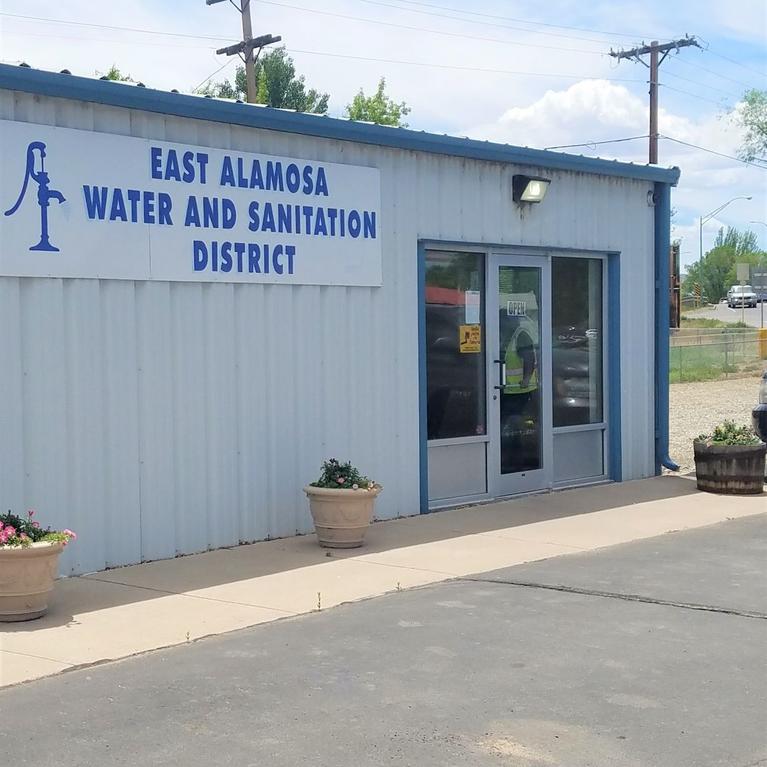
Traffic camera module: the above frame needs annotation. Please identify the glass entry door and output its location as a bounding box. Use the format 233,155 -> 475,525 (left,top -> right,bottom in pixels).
488,255 -> 552,496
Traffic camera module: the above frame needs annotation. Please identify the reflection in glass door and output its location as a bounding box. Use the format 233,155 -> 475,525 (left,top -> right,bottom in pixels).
489,257 -> 551,496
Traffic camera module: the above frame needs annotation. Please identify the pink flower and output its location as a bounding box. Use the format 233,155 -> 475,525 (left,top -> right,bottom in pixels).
336,477 -> 345,484
27,510 -> 35,517
32,521 -> 40,528
4,526 -> 16,538
63,529 -> 77,541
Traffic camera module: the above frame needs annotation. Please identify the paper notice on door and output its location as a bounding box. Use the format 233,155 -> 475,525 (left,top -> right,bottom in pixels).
459,324 -> 481,353
465,290 -> 480,324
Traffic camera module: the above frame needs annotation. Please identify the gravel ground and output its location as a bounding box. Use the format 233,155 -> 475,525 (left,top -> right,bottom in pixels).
669,373 -> 763,474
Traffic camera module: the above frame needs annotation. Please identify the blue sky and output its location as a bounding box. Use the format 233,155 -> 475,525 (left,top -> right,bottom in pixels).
1,0 -> 765,266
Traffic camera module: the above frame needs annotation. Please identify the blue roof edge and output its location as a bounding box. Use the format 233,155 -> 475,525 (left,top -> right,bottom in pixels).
0,64 -> 681,185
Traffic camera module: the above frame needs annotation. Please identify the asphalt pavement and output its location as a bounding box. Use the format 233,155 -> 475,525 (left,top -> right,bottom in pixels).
689,300 -> 766,328
2,514 -> 766,767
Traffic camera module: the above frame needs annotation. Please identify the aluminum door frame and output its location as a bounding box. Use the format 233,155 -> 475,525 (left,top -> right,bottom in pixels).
486,253 -> 553,497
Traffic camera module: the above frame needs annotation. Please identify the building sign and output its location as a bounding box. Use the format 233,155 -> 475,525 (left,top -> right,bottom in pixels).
0,120 -> 382,286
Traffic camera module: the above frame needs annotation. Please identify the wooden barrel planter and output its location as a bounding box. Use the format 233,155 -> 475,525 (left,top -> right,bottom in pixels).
693,441 -> 766,495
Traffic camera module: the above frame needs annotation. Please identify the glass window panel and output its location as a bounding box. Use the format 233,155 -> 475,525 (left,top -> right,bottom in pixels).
498,266 -> 542,474
551,258 -> 603,427
425,251 -> 486,440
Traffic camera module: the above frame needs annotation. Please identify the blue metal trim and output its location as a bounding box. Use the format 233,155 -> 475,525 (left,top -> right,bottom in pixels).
0,65 -> 681,185
417,241 -> 429,513
607,253 -> 622,481
654,182 -> 679,473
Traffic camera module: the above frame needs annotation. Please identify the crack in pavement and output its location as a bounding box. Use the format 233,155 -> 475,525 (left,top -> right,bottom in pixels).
462,577 -> 767,621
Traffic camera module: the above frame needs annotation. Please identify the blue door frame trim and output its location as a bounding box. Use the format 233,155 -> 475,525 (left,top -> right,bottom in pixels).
417,242 -> 429,514
654,182 -> 679,473
607,253 -> 622,481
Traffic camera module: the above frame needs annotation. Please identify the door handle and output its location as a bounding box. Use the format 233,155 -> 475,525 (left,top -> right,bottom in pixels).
493,359 -> 506,390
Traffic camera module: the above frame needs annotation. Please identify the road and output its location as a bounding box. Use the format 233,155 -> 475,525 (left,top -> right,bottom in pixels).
2,514 -> 766,767
688,300 -> 766,328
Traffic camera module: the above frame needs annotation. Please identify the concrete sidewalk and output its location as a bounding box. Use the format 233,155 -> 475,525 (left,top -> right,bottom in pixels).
1,476 -> 764,688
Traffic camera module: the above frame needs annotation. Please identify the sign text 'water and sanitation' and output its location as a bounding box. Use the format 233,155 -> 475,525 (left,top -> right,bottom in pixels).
0,121 -> 382,285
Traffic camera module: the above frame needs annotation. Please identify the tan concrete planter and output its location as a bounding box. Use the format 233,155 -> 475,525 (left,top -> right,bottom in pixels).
0,541 -> 65,621
304,485 -> 382,548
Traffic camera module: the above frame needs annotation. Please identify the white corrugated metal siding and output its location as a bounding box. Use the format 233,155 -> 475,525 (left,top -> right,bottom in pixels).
0,90 -> 656,575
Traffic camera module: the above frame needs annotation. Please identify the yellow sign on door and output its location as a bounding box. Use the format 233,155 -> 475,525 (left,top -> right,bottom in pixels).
459,324 -> 481,353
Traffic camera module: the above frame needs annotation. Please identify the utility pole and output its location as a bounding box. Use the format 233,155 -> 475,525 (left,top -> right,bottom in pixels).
206,0 -> 281,104
610,36 -> 699,164
239,0 -> 257,105
649,43 -> 658,164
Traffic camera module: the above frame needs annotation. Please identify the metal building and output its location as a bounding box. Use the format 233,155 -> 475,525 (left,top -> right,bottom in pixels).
0,66 -> 680,575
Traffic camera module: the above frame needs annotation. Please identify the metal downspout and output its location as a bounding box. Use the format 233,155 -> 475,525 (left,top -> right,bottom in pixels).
654,181 -> 679,472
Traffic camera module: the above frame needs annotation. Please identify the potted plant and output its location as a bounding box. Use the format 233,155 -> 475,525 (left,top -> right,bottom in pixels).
304,459 -> 382,548
0,510 -> 76,622
693,421 -> 766,495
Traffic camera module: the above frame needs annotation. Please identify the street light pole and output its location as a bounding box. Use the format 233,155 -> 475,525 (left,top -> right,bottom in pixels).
698,196 -> 753,265
749,220 -> 767,329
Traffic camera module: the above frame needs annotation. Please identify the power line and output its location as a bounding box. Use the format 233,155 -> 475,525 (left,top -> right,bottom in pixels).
700,44 -> 767,78
0,29 -> 649,89
252,0 -> 610,56
0,11 -> 228,42
364,0 -> 656,40
286,47 -> 645,83
193,58 -> 237,92
0,5 -> 623,58
544,135 -> 649,150
661,82 -> 733,107
660,135 -> 767,169
0,28 -> 215,50
6,8 -> 744,104
5,7 -> 762,93
661,68 -> 741,99
667,53 -> 754,90
351,0 -> 631,46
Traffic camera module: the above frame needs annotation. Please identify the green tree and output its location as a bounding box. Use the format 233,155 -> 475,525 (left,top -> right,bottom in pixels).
735,89 -> 767,163
682,227 -> 765,301
199,48 -> 329,113
345,78 -> 410,127
98,65 -> 133,82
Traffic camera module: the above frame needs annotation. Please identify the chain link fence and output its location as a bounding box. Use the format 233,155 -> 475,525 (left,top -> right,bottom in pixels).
669,328 -> 765,383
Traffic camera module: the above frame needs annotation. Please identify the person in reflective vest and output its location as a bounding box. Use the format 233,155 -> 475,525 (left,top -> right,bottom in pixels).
504,325 -> 538,396
500,315 -> 540,475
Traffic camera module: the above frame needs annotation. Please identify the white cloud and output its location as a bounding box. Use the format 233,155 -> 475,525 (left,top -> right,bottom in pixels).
468,79 -> 646,148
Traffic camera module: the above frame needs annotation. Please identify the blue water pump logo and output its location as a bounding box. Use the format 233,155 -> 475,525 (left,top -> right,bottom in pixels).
4,141 -> 66,252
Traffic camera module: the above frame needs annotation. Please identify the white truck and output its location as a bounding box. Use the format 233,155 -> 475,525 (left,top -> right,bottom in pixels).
727,285 -> 757,308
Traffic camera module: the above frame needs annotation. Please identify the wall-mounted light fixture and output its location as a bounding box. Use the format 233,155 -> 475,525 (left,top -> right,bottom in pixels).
512,174 -> 551,204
